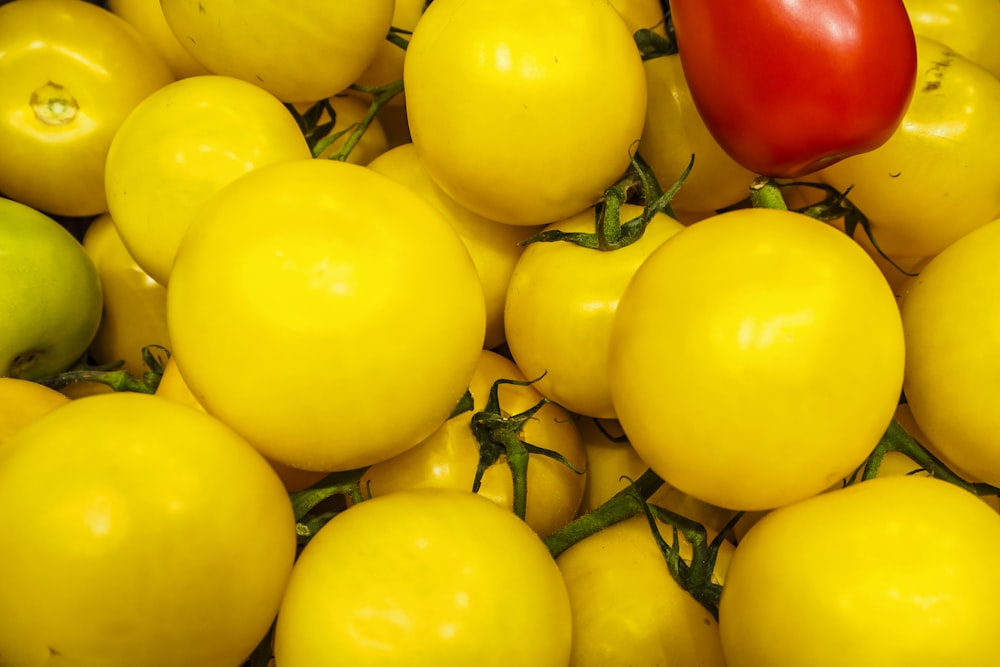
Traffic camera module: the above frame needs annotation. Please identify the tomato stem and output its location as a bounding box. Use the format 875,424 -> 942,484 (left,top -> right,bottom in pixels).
468,376 -> 583,522
748,176 -> 789,210
543,467 -> 665,558
328,79 -> 405,161
35,345 -> 169,394
857,418 -> 1000,498
288,467 -> 367,541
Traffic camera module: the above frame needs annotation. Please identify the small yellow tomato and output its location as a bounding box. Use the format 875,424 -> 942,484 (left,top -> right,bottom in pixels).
504,204 -> 685,418
0,0 -> 174,217
105,74 -> 312,286
160,0 -> 394,103
558,514 -> 731,667
0,377 -> 69,448
404,0 -> 647,225
361,349 -> 587,538
82,213 -> 170,377
168,159 -> 486,473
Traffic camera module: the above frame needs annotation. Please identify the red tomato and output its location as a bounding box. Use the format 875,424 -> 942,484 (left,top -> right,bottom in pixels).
670,0 -> 918,177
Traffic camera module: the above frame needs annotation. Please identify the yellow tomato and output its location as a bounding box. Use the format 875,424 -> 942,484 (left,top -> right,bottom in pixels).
292,93 -> 389,164
368,142 -> 541,349
901,217 -> 1000,487
557,514 -> 731,667
819,37 -> 1000,258
0,392 -> 296,667
0,377 -> 69,447
274,489 -> 573,666
0,0 -> 174,217
719,475 -> 1000,666
105,74 -> 312,286
639,53 -> 757,215
107,0 -> 211,78
609,208 -> 905,511
160,0 -> 394,103
504,204 -> 685,418
903,0 -> 1000,77
167,159 -> 486,473
361,349 -> 586,538
82,213 -> 170,377
404,0 -> 647,225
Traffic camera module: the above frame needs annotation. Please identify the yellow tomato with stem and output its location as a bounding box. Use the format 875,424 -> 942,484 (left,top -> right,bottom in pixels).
167,159 -> 486,473
504,203 -> 685,418
557,513 -> 732,667
0,0 -> 174,217
160,0 -> 394,103
105,74 -> 312,286
404,0 -> 648,225
361,349 -> 587,538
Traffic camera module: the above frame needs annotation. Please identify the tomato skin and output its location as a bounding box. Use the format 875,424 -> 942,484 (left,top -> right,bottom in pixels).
274,489 -> 573,666
403,0 -> 647,226
608,208 -> 905,511
719,475 -> 1000,667
167,159 -> 486,473
670,0 -> 917,177
361,349 -> 586,538
0,392 -> 297,667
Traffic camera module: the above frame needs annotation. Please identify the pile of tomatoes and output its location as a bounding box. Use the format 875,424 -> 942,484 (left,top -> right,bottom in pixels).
2,0 -> 1000,665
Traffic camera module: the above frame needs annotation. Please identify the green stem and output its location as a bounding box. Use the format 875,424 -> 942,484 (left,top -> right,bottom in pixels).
748,176 -> 789,210
543,467 -> 665,558
322,79 -> 405,161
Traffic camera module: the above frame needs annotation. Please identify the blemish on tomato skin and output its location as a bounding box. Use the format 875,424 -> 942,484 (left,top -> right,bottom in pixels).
921,54 -> 954,93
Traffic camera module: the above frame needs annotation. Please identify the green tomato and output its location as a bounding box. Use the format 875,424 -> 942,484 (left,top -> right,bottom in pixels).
0,197 -> 102,380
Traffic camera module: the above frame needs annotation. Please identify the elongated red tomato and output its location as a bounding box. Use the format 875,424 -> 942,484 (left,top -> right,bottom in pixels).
670,0 -> 918,177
